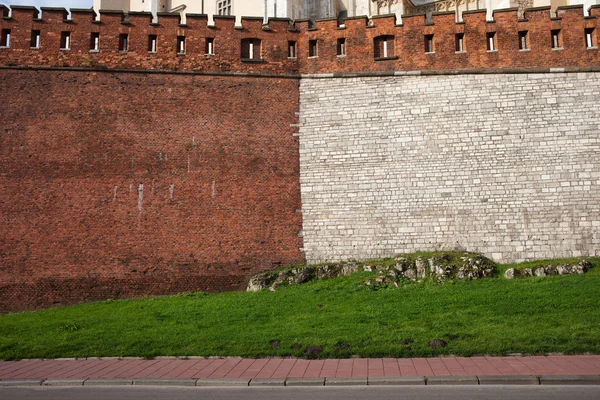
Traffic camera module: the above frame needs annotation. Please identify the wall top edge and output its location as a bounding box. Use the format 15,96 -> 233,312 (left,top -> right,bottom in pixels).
524,6 -> 552,12
39,7 -> 67,12
556,4 -> 584,10
492,7 -> 519,14
6,5 -> 37,10
461,9 -> 487,15
1,4 -> 595,27
70,9 -> 96,14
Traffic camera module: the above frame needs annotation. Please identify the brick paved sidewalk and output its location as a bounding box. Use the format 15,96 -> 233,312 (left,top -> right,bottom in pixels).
1,356 -> 599,382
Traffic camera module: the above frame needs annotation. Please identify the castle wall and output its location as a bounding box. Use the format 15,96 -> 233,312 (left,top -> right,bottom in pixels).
0,6 -> 597,74
0,3 -> 599,312
0,69 -> 304,312
298,73 -> 600,264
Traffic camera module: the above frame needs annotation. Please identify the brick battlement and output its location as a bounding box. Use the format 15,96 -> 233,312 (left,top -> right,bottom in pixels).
0,4 -> 598,74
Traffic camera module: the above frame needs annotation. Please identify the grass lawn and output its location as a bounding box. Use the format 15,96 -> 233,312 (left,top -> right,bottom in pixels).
1,256 -> 599,360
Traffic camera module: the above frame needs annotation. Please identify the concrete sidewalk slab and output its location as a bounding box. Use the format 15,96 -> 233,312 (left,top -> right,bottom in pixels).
0,379 -> 43,386
368,376 -> 425,385
195,378 -> 249,386
426,376 -> 479,385
478,375 -> 540,385
285,378 -> 325,386
539,375 -> 600,385
132,378 -> 196,386
249,378 -> 286,386
84,378 -> 133,386
43,378 -> 86,386
326,377 -> 368,386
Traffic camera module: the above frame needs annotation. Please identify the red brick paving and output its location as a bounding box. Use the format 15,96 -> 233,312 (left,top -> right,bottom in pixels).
397,358 -> 418,376
238,359 -> 269,379
303,360 -> 325,378
351,358 -> 368,377
220,359 -> 255,379
412,358 -> 435,376
287,359 -> 310,378
207,358 -> 242,379
254,358 -> 285,379
319,359 -> 338,378
382,358 -> 401,377
1,356 -> 599,380
335,359 -> 353,378
175,359 -> 213,379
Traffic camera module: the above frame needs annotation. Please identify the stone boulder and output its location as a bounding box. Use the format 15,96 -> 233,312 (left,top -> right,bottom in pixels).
504,268 -> 518,279
506,260 -> 592,280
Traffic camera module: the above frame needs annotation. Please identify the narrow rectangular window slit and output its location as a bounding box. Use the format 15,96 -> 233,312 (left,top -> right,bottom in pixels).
241,38 -> 261,60
518,31 -> 528,50
205,38 -> 214,55
148,34 -> 157,53
177,36 -> 185,54
309,39 -> 317,57
374,35 -> 394,59
90,32 -> 99,51
487,32 -> 496,51
551,29 -> 561,49
424,34 -> 434,53
0,29 -> 10,48
60,31 -> 71,50
585,28 -> 595,48
119,34 -> 128,52
288,40 -> 296,58
455,33 -> 464,52
337,38 -> 346,56
30,30 -> 40,49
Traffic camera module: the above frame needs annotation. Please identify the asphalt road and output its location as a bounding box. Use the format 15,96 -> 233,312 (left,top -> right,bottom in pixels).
1,386 -> 600,400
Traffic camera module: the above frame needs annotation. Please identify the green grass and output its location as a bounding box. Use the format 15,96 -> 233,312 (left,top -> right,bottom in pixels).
1,257 -> 599,360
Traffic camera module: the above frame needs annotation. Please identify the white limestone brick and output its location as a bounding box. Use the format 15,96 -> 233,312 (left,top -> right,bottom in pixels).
298,73 -> 600,263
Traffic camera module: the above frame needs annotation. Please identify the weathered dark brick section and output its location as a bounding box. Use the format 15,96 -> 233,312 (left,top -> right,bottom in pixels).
0,70 -> 303,312
0,5 -> 598,73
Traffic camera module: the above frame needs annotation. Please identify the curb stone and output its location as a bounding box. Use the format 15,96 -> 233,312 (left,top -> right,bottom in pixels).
249,378 -> 286,386
0,379 -> 43,386
132,378 -> 196,386
43,379 -> 87,386
539,375 -> 600,385
195,379 -> 249,386
478,375 -> 540,385
426,376 -> 479,385
285,378 -> 325,386
326,377 -> 368,386
368,376 -> 425,385
84,379 -> 133,386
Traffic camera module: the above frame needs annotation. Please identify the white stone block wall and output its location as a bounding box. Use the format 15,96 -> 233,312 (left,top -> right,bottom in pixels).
298,73 -> 600,263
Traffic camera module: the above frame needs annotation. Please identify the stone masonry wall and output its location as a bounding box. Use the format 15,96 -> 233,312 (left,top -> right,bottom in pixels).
298,73 -> 600,263
0,69 -> 303,312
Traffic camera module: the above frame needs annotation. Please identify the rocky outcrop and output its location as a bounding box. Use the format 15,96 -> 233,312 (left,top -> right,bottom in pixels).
247,262 -> 361,292
503,260 -> 591,279
248,254 -> 593,291
247,252 -> 496,291
364,253 -> 495,288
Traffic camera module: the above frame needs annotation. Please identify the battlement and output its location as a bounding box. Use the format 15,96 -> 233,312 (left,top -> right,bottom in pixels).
0,4 -> 599,74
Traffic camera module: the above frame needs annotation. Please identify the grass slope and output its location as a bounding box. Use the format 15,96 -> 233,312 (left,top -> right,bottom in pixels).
1,257 -> 599,360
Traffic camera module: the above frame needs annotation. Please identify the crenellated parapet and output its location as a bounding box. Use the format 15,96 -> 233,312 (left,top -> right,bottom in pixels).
0,4 -> 598,74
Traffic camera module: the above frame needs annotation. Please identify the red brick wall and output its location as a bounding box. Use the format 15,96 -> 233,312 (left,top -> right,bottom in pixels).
0,69 -> 303,312
0,6 -> 598,73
